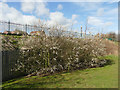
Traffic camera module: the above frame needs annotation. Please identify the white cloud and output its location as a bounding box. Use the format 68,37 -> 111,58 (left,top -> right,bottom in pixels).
21,2 -> 35,13
105,8 -> 118,16
104,22 -> 113,26
88,16 -> 113,27
21,0 -> 50,17
88,16 -> 103,26
72,14 -> 78,20
22,15 -> 38,24
73,20 -> 78,24
96,8 -> 118,20
108,0 -> 119,3
46,12 -> 77,29
35,3 -> 50,16
57,4 -> 63,10
74,2 -> 102,11
0,2 -> 38,24
97,8 -> 104,16
47,12 -> 71,26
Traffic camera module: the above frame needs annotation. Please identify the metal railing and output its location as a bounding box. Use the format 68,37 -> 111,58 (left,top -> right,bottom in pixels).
0,20 -> 91,38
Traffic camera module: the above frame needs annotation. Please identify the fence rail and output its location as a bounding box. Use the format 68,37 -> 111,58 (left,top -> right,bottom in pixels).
0,20 -> 49,34
0,20 -> 90,38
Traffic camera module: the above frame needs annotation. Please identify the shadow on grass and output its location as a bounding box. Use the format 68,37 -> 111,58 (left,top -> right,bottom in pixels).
2,75 -> 65,88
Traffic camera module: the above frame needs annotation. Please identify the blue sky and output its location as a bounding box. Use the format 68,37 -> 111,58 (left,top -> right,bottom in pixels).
0,1 -> 118,34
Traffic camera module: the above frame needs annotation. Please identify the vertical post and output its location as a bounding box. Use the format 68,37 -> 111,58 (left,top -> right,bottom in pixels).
25,24 -> 27,35
85,29 -> 86,36
85,18 -> 88,36
0,34 -> 2,87
8,21 -> 10,31
81,26 -> 82,37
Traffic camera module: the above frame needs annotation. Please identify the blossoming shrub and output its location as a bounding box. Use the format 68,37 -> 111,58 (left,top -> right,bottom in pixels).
2,35 -> 20,51
1,25 -> 107,76
12,33 -> 107,75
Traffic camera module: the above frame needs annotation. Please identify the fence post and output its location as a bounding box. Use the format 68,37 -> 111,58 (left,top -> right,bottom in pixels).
8,21 -> 10,31
81,26 -> 82,37
0,35 -> 2,85
25,24 -> 27,35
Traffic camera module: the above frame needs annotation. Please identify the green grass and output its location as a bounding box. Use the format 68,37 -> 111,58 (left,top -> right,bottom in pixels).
1,55 -> 118,88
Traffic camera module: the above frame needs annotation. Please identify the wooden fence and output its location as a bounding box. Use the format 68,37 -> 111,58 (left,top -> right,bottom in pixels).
2,50 -> 25,81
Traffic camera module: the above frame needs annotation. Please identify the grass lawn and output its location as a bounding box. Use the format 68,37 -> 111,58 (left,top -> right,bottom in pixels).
1,55 -> 118,88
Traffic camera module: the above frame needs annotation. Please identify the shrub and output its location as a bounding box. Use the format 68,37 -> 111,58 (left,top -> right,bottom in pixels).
12,32 -> 106,75
1,35 -> 20,51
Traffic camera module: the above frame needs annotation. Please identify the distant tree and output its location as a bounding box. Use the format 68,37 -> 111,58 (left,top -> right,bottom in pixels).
107,32 -> 117,41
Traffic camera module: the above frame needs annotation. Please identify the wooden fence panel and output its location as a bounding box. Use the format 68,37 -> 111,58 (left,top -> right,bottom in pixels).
2,50 -> 22,81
